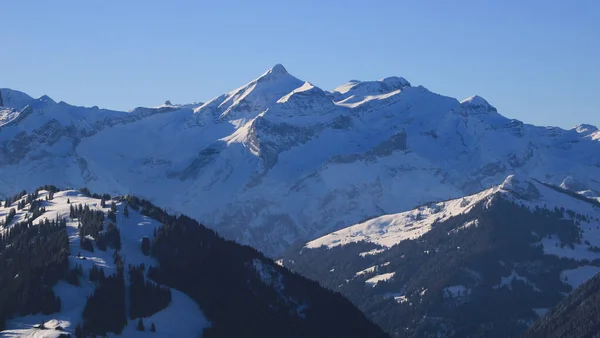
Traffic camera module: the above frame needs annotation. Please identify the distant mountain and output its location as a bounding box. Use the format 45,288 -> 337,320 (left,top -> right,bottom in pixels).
1,65 -> 599,256
0,187 -> 387,338
282,175 -> 600,337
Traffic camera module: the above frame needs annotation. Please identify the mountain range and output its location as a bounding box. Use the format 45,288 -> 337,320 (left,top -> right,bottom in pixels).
1,64 -> 599,257
1,65 -> 600,337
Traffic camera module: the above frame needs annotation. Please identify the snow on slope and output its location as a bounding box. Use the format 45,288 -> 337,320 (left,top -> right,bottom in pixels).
365,272 -> 395,287
0,191 -> 209,337
306,183 -> 497,249
560,266 -> 600,290
307,175 -> 600,256
332,77 -> 410,104
194,64 -> 304,124
1,66 -> 599,257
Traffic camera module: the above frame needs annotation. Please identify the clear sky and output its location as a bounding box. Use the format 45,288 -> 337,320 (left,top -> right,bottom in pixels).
2,0 -> 598,128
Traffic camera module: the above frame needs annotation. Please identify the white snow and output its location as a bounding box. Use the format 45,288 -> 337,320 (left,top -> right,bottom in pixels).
383,293 -> 408,304
277,82 -> 317,104
306,185 -> 497,249
493,270 -> 541,291
460,95 -> 491,107
364,272 -> 395,287
448,219 -> 479,235
560,266 -> 600,290
355,266 -> 377,277
358,248 -> 386,257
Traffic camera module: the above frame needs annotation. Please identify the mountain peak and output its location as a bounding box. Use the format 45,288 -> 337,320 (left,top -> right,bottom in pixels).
499,174 -> 541,200
38,94 -> 56,105
271,63 -> 287,73
574,124 -> 598,134
380,76 -> 411,88
460,95 -> 490,106
459,95 -> 498,114
258,64 -> 289,80
560,176 -> 590,192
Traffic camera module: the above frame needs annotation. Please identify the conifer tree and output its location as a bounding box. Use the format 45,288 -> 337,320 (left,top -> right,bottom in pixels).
136,318 -> 145,331
74,324 -> 83,338
141,237 -> 151,256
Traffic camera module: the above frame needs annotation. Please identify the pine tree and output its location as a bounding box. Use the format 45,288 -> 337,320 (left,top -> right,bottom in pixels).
6,208 -> 16,224
123,204 -> 129,218
150,323 -> 156,332
0,90 -> 3,106
100,198 -> 106,208
141,237 -> 151,256
67,198 -> 70,204
74,324 -> 83,338
136,318 -> 145,331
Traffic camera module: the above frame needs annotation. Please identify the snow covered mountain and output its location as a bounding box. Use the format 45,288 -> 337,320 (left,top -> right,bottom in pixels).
282,175 -> 600,337
1,65 -> 599,256
0,186 -> 387,338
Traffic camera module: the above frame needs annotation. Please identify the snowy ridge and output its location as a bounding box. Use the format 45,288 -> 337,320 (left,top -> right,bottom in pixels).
306,183 -> 498,249
306,174 -> 600,253
193,64 -> 304,123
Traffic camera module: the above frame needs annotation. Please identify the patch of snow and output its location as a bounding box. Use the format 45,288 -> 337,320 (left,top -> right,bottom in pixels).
365,272 -> 395,287
383,293 -> 408,304
443,285 -> 471,298
355,266 -> 377,277
359,248 -> 386,257
560,176 -> 590,192
533,308 -> 549,318
493,270 -> 541,291
449,219 -> 479,235
560,266 -> 600,290
252,259 -> 284,291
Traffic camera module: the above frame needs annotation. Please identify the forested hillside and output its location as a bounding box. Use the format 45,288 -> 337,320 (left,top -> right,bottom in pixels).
0,187 -> 388,338
282,177 -> 600,337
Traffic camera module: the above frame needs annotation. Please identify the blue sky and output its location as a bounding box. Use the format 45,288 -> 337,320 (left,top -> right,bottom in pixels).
2,0 -> 598,128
